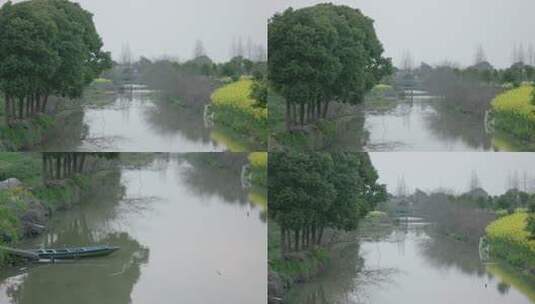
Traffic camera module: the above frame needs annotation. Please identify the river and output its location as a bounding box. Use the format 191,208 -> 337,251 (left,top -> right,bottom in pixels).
286,218 -> 535,304
40,88 -> 252,152
0,155 -> 267,304
329,90 -> 532,152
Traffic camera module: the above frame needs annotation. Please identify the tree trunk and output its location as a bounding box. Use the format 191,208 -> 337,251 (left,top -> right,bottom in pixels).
35,94 -> 40,114
292,103 -> 297,125
78,153 -> 86,173
56,156 -> 61,180
64,154 -> 70,177
18,98 -> 23,119
311,225 -> 316,248
285,100 -> 290,130
4,95 -> 10,126
281,227 -> 287,255
41,95 -> 49,113
25,96 -> 30,118
322,101 -> 330,119
294,230 -> 299,251
42,154 -> 47,183
299,103 -> 304,126
317,226 -> 324,245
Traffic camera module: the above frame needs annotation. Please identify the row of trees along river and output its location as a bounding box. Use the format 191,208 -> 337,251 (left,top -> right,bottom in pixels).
268,152 -> 535,304
1,153 -> 267,304
0,0 -> 268,152
268,3 -> 535,152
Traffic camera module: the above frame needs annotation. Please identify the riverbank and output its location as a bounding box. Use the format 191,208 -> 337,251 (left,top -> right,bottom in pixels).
268,223 -> 330,304
0,81 -> 118,151
269,90 -> 368,151
491,85 -> 535,143
486,212 -> 535,275
210,78 -> 268,150
0,153 -> 121,267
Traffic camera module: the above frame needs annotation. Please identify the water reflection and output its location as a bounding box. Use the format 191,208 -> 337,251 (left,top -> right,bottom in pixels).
0,155 -> 266,304
362,93 -> 530,152
288,222 -> 535,304
41,90 -> 237,152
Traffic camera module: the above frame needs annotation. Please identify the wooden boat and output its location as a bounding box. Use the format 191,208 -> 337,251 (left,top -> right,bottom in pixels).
33,245 -> 119,260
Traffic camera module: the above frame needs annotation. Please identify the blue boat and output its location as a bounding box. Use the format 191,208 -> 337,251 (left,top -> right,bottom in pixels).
33,245 -> 119,260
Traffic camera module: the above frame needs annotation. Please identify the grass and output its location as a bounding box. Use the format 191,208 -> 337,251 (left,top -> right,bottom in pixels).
210,78 -> 268,149
0,115 -> 55,151
269,223 -> 330,289
0,153 -> 117,267
248,152 -> 267,188
491,85 -> 535,141
486,212 -> 535,270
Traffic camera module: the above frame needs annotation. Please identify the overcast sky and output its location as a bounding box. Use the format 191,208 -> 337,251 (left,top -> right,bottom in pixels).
269,0 -> 535,68
2,0 -> 269,62
370,153 -> 535,195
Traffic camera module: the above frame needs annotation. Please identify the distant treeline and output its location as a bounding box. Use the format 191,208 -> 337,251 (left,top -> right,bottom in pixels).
101,55 -> 267,108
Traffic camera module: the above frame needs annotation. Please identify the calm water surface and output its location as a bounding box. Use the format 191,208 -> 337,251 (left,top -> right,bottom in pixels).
41,89 -> 245,152
0,157 -> 266,304
287,221 -> 535,304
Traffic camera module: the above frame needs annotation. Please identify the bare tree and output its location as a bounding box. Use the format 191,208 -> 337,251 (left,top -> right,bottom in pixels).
518,43 -> 526,64
254,44 -> 267,62
246,37 -> 254,60
193,39 -> 206,59
512,44 -> 518,65
230,37 -> 237,58
121,42 -> 133,66
474,44 -> 487,65
508,170 -> 521,190
236,37 -> 244,57
529,44 -> 535,66
401,50 -> 414,72
469,170 -> 481,191
396,175 -> 409,197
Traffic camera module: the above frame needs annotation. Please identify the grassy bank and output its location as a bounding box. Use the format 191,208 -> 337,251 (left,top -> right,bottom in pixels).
0,153 -> 118,267
486,212 -> 535,273
269,92 -> 342,151
0,95 -> 52,151
248,152 -> 267,188
210,79 -> 267,149
491,85 -> 535,142
268,223 -> 330,302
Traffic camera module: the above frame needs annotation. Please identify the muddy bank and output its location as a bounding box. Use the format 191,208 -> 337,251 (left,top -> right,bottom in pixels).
0,165 -> 122,267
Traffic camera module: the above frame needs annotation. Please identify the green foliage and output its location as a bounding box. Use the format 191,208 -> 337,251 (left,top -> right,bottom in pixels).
486,212 -> 535,270
249,79 -> 268,108
0,153 -> 41,186
527,215 -> 535,239
248,152 -> 267,188
491,85 -> 535,141
268,223 -> 329,285
269,152 -> 386,239
0,115 -> 54,150
269,3 -> 392,127
0,0 -> 111,115
211,79 -> 268,148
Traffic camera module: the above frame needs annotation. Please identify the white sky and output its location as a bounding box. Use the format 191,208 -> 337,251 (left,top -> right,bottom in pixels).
1,0 -> 269,62
370,153 -> 535,195
268,0 -> 535,68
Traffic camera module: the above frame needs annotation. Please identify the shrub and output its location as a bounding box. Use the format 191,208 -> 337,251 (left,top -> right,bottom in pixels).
486,213 -> 535,269
491,85 -> 535,141
211,79 -> 268,148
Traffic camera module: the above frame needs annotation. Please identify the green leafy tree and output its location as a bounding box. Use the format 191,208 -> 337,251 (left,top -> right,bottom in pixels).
0,0 -> 110,126
269,152 -> 386,255
269,4 -> 392,128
